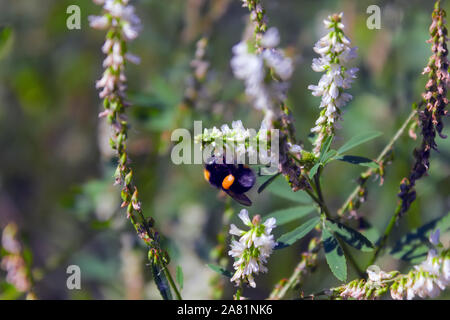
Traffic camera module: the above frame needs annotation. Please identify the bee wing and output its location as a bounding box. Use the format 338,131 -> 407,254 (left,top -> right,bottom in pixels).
225,190 -> 252,206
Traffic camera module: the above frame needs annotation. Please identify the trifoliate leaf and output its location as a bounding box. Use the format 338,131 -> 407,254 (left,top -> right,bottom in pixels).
324,219 -> 374,252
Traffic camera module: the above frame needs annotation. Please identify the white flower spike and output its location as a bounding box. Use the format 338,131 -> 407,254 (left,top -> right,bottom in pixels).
89,0 -> 142,101
228,209 -> 277,288
308,13 -> 358,155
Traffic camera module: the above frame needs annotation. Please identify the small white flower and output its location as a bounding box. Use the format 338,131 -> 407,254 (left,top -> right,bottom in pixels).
260,27 -> 280,48
122,22 -> 140,41
442,258 -> 450,284
89,15 -> 109,29
262,49 -> 293,81
125,53 -> 141,64
229,224 -> 245,236
238,209 -> 252,227
366,265 -> 391,283
391,283 -> 405,300
429,229 -> 441,246
1,225 -> 21,255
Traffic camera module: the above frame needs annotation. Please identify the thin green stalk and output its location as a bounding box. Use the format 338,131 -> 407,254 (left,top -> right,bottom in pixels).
270,256 -> 306,299
164,266 -> 183,300
367,203 -> 402,266
313,168 -> 332,217
303,170 -> 332,219
269,237 -> 320,300
234,284 -> 244,300
304,188 -> 322,210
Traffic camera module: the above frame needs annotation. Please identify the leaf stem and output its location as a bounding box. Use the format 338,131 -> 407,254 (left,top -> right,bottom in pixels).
367,203 -> 402,266
269,255 -> 308,299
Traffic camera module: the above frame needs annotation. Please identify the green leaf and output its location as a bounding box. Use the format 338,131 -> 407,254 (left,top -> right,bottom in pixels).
276,217 -> 320,249
308,163 -> 321,179
263,205 -> 316,226
390,213 -> 450,263
258,172 -> 281,193
336,155 -> 379,168
325,219 -> 374,252
322,227 -> 347,282
265,177 -> 312,203
319,135 -> 334,163
176,265 -> 184,290
151,263 -> 173,300
337,131 -> 383,154
207,264 -> 233,278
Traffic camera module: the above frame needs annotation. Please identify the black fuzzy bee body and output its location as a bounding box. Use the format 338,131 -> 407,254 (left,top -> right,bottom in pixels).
203,157 -> 255,206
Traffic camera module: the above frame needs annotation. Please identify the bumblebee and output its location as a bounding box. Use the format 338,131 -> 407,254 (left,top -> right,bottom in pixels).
203,156 -> 256,206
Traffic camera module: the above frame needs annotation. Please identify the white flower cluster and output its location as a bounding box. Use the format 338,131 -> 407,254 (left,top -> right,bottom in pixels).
89,0 -> 141,100
337,230 -> 449,300
194,120 -> 276,165
339,281 -> 370,300
308,13 -> 358,155
339,266 -> 393,300
230,27 -> 294,126
228,209 -> 277,288
390,250 -> 450,300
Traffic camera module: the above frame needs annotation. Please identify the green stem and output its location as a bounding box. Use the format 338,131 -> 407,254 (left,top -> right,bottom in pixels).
304,187 -> 322,209
311,168 -> 332,219
234,285 -> 244,300
367,204 -> 402,266
164,266 -> 183,300
270,258 -> 306,299
269,237 -> 321,300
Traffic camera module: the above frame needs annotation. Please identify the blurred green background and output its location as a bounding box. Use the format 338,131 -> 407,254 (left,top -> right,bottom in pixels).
0,0 -> 448,299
